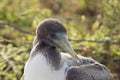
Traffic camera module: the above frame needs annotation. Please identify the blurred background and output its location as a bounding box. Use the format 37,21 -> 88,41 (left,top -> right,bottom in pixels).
0,0 -> 120,80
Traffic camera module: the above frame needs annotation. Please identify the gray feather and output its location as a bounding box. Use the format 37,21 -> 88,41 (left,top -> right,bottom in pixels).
66,57 -> 113,80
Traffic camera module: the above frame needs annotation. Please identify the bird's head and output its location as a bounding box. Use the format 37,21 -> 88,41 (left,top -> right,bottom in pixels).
34,19 -> 79,60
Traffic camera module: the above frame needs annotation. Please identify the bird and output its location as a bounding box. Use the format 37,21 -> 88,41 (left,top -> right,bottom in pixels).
23,19 -> 113,80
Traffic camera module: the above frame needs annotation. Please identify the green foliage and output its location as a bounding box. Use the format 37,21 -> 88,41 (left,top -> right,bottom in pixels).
0,0 -> 120,80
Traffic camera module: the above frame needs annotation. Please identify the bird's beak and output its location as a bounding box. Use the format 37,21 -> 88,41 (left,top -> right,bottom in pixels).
54,33 -> 79,61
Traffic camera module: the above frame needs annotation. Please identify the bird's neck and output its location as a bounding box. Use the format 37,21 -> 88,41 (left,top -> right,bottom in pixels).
31,41 -> 61,70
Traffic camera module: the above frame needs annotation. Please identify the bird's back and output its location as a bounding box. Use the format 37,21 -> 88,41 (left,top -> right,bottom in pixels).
61,53 -> 113,80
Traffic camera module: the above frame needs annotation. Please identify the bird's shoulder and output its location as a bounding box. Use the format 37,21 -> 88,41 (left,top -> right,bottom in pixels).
65,59 -> 113,80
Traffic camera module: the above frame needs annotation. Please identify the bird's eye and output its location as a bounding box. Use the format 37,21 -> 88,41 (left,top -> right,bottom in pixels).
50,34 -> 57,39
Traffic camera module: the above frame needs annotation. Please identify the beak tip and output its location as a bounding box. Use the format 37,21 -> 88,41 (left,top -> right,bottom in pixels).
73,55 -> 79,62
